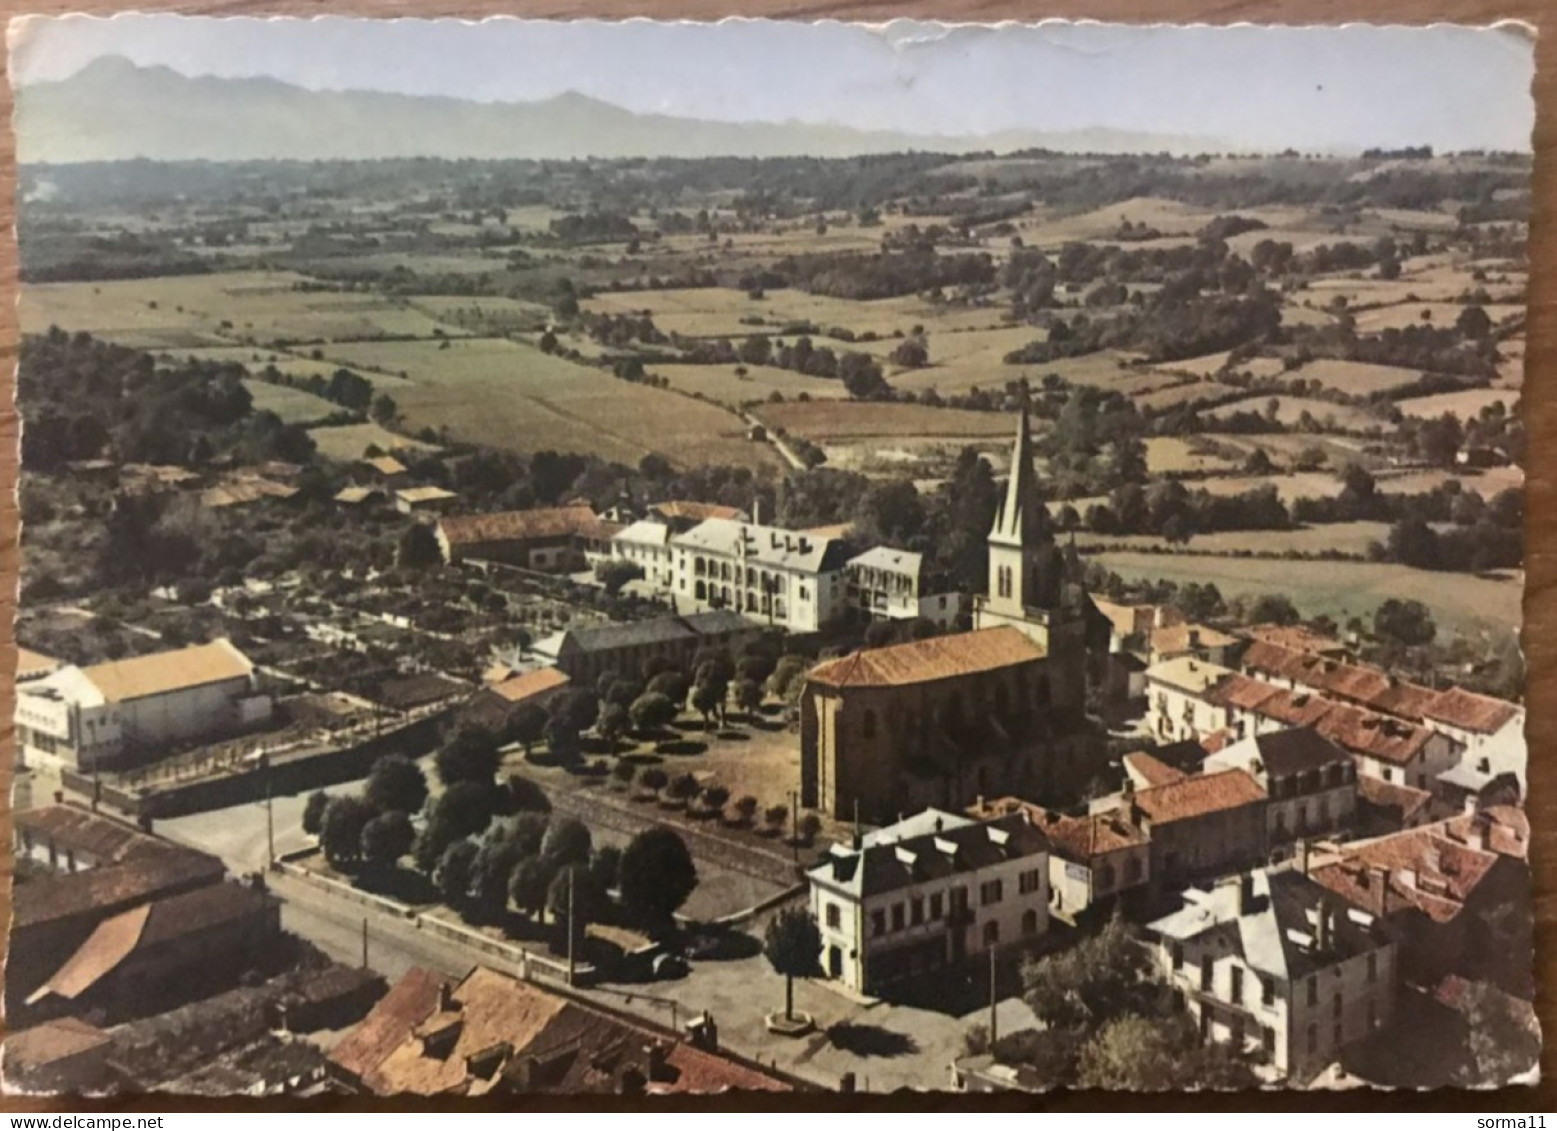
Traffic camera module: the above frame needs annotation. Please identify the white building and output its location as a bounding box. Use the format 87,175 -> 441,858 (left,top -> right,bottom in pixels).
609,519 -> 676,590
844,547 -> 964,627
1203,727 -> 1358,850
1421,689 -> 1527,797
807,808 -> 1049,995
669,518 -> 850,633
1146,869 -> 1396,1079
1145,656 -> 1236,744
15,639 -> 271,772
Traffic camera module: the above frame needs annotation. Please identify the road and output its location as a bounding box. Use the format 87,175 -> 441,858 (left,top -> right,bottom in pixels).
743,410 -> 806,470
159,789 -> 1041,1092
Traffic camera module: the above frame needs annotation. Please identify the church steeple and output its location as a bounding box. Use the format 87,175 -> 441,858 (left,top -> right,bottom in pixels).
985,392 -> 1058,616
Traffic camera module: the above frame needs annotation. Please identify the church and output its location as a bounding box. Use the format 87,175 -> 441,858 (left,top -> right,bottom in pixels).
799,402 -> 1109,823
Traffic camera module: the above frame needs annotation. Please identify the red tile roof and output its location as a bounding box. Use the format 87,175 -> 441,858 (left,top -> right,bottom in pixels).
656,1041 -> 792,1094
1243,623 -> 1349,655
1311,825 -> 1500,924
488,667 -> 570,704
1151,623 -> 1237,657
1123,751 -> 1188,787
439,506 -> 597,547
651,500 -> 743,522
806,627 -> 1044,689
329,966 -> 450,1084
1356,774 -> 1434,824
1132,768 -> 1266,824
1422,688 -> 1520,735
3,1018 -> 111,1071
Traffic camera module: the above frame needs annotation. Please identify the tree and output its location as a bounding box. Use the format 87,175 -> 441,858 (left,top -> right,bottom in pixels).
798,813 -> 822,845
597,701 -> 629,744
590,844 -> 623,893
1374,597 -> 1437,648
1022,916 -> 1166,1032
691,681 -> 724,728
1247,593 -> 1300,626
302,790 -> 331,836
365,755 -> 429,815
508,854 -> 556,920
397,523 -> 441,570
767,655 -> 811,703
734,678 -> 764,718
547,863 -> 607,953
763,804 -> 789,835
699,785 -> 731,817
1455,982 -> 1542,1086
321,796 -> 376,869
543,713 -> 582,763
646,669 -> 689,703
611,759 -> 637,788
764,907 -> 823,1021
506,702 -> 549,755
1078,1013 -> 1255,1090
638,766 -> 669,798
360,810 -> 415,870
630,691 -> 678,734
541,816 -> 593,867
429,780 -> 501,844
666,772 -> 700,807
436,723 -> 502,787
436,839 -> 479,906
618,828 -> 698,932
595,559 -> 644,596
370,393 -> 399,425
505,774 -> 551,814
733,795 -> 759,826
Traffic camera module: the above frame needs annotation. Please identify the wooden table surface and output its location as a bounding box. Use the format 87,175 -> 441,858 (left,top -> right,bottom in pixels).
0,0 -> 1550,1111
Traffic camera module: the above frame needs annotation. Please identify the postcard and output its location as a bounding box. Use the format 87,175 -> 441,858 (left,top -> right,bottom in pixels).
2,16 -> 1537,1097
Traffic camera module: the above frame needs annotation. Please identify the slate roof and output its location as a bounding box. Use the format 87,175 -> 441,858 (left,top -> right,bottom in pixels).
806,627 -> 1043,689
1148,869 -> 1390,983
672,518 -> 849,574
1215,727 -> 1351,779
809,811 -> 1048,899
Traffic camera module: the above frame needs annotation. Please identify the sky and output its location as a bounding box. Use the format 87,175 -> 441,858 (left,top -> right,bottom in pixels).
7,16 -> 1538,152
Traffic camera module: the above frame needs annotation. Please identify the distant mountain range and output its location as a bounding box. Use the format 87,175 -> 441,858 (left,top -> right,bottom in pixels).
15,56 -> 1233,164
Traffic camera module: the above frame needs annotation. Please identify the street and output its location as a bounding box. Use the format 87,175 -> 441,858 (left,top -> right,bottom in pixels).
159,789 -> 1041,1092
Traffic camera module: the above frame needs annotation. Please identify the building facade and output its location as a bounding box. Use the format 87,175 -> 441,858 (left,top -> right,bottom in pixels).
1147,870 -> 1397,1079
436,506 -> 602,571
1203,728 -> 1358,852
669,518 -> 850,633
807,809 -> 1049,995
800,627 -> 1096,822
528,610 -> 759,686
15,640 -> 270,772
843,547 -> 964,627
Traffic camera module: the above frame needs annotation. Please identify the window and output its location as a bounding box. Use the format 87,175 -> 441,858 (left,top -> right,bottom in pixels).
1200,955 -> 1213,992
1018,869 -> 1042,895
1366,953 -> 1378,984
929,892 -> 944,920
799,585 -> 810,601
825,903 -> 841,930
1170,943 -> 1183,971
982,921 -> 1000,947
910,897 -> 924,926
1021,909 -> 1039,936
1261,975 -> 1275,1006
891,903 -> 905,932
1262,1026 -> 1275,1055
1230,967 -> 1244,1004
980,879 -> 1003,906
871,910 -> 886,937
1307,976 -> 1318,1007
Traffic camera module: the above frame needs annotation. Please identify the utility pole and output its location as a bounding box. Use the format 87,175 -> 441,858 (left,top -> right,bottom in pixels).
988,945 -> 999,1045
361,917 -> 369,969
789,790 -> 799,863
566,867 -> 576,987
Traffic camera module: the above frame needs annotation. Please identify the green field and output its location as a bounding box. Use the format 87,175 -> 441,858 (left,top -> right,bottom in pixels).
317,336 -> 778,470
1204,395 -> 1383,432
306,422 -> 440,462
759,399 -> 1018,442
1094,551 -> 1522,635
649,363 -> 849,407
1080,520 -> 1393,557
22,272 -> 463,348
241,380 -> 340,426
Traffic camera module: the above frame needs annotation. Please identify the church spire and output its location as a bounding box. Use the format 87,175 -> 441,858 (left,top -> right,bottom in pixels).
992,387 -> 1050,549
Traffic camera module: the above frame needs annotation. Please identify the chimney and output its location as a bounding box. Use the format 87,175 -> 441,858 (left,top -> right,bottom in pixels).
1315,900 -> 1332,951
1189,628 -> 1202,652
686,1011 -> 719,1052
1237,872 -> 1254,915
439,981 -> 455,1012
840,1072 -> 857,1094
799,537 -> 812,554
646,1042 -> 670,1083
1296,838 -> 1310,876
1465,815 -> 1490,852
752,497 -> 763,526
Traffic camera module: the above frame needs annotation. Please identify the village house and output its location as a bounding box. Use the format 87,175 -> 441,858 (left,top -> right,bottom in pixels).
359,454 -> 409,485
669,517 -> 851,633
800,627 -> 1096,823
1355,775 -> 1436,837
1203,727 -> 1358,852
647,499 -> 747,532
1144,656 -> 1237,744
1420,688 -> 1526,798
15,639 -> 272,772
435,505 -> 601,571
333,485 -> 385,509
394,485 -> 459,517
1307,807 -> 1531,996
843,546 -> 964,627
806,809 -> 1050,995
22,880 -> 281,1027
1149,622 -> 1240,667
1240,623 -> 1353,660
330,966 -> 792,1096
1146,869 -> 1397,1079
1105,769 -> 1268,894
10,808 -> 228,1009
968,796 -> 1150,922
17,646 -> 63,683
2,1017 -> 118,1093
528,610 -> 758,686
610,519 -> 676,589
464,667 -> 572,733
